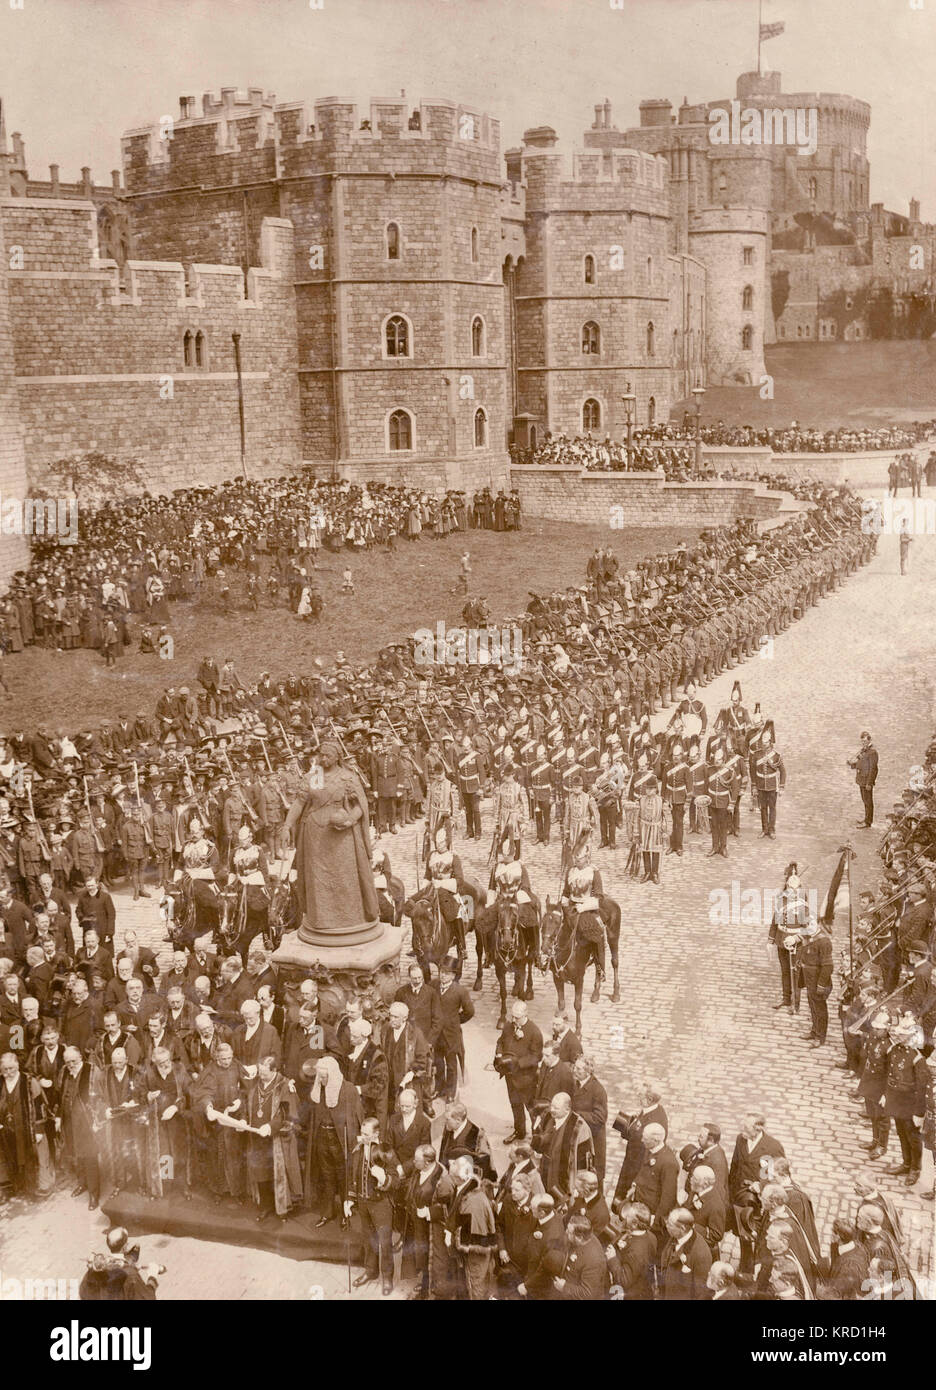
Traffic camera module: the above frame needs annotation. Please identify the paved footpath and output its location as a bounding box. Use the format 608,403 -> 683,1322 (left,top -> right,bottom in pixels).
1,493 -> 934,1300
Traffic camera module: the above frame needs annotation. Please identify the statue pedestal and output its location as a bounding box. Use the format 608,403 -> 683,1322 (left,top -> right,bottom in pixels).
272,921 -> 403,984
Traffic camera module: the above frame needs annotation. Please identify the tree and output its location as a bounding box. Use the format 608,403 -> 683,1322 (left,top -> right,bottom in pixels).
37,451 -> 147,510
866,288 -> 895,340
771,270 -> 791,323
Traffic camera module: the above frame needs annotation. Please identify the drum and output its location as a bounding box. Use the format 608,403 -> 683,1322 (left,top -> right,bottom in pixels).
621,799 -> 639,843
694,794 -> 711,833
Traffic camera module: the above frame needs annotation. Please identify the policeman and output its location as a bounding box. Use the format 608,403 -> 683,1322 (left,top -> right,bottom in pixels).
799,917 -> 834,1048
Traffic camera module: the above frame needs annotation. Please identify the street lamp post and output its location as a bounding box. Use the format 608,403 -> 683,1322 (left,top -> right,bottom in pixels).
232,332 -> 248,481
621,393 -> 636,471
692,386 -> 705,478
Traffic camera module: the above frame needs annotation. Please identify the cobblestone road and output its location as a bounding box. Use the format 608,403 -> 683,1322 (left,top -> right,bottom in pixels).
2,492 -> 933,1300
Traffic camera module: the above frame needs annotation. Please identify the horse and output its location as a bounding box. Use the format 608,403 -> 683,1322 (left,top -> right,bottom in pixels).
473,891 -> 540,1028
266,876 -> 297,950
162,873 -> 221,950
403,882 -> 466,975
539,896 -> 622,1034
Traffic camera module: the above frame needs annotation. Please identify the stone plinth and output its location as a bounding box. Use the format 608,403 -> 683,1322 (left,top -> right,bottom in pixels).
272,922 -> 403,985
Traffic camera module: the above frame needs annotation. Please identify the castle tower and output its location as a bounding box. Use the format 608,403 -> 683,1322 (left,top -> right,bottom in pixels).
123,89 -> 509,486
516,120 -> 681,439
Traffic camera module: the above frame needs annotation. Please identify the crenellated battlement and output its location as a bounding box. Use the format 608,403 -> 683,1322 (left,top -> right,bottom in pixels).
122,89 -> 501,191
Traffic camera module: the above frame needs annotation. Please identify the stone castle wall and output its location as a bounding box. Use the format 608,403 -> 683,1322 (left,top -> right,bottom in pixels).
1,198 -> 301,492
0,209 -> 30,586
509,464 -> 787,528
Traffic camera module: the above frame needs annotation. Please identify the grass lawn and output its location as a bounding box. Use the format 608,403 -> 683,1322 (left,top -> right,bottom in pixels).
674,340 -> 936,430
4,518 -> 699,734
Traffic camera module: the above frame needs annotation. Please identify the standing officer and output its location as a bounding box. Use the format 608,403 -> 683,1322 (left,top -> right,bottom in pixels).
848,731 -> 879,829
371,737 -> 401,836
457,737 -> 483,841
663,739 -> 691,858
799,917 -> 834,1049
493,765 -> 525,860
119,806 -> 150,901
705,746 -> 737,859
530,743 -> 553,845
752,722 -> 786,839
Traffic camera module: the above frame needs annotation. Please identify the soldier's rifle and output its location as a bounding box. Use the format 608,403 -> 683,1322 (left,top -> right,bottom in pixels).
220,746 -> 261,828
132,760 -> 155,848
25,777 -> 53,860
82,775 -> 107,855
258,735 -> 291,812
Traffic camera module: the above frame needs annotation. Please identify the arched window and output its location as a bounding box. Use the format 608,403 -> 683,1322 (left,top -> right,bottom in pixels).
646,321 -> 655,356
474,407 -> 487,448
742,284 -> 753,311
808,177 -> 817,200
647,255 -> 653,283
742,324 -> 753,350
385,314 -> 410,358
470,226 -> 479,262
718,172 -> 727,195
582,321 -> 600,354
183,330 -> 194,368
582,398 -> 601,431
195,331 -> 205,368
388,409 -> 413,451
648,396 -> 656,426
471,315 -> 485,357
672,328 -> 679,362
583,254 -> 596,285
386,222 -> 400,260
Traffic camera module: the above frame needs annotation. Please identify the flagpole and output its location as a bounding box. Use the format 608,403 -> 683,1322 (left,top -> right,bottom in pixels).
757,0 -> 763,74
845,841 -> 854,975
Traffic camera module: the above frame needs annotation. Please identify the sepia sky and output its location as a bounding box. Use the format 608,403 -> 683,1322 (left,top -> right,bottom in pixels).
1,0 -> 933,217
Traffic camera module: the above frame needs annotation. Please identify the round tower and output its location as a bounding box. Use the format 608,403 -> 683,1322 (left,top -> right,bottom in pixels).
689,206 -> 769,386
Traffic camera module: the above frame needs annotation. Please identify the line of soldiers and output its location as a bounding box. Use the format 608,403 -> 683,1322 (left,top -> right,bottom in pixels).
822,726 -> 936,1198
0,489 -> 871,956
